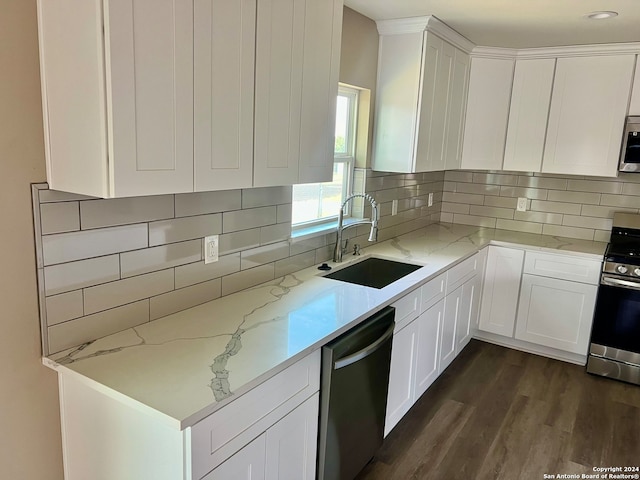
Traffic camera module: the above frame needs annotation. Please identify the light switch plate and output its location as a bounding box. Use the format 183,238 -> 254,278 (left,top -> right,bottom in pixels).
204,235 -> 219,264
517,197 -> 527,212
428,192 -> 434,207
391,199 -> 398,216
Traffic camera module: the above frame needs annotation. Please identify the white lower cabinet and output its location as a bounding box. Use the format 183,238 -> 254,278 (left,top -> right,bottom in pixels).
414,299 -> 444,398
385,319 -> 418,436
478,246 -> 524,336
440,285 -> 460,373
204,434 -> 266,480
477,247 -> 600,362
455,274 -> 480,355
205,393 -> 319,480
514,274 -> 597,355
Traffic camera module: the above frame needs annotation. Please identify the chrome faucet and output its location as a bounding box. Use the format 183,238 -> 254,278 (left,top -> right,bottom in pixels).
333,193 -> 379,262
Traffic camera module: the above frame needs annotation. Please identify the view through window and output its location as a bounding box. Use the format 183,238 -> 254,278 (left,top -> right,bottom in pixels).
292,85 -> 358,227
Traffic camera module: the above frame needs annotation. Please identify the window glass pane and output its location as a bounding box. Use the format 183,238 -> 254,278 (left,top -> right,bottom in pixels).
292,163 -> 346,225
335,95 -> 349,154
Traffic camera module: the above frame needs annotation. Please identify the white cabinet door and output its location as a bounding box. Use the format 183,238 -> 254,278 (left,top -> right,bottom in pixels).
455,275 -> 478,354
194,0 -> 255,191
298,0 -> 343,184
414,299 -> 443,399
444,47 -> 470,170
415,34 -> 451,172
204,434 -> 266,480
254,0 -> 305,187
503,58 -> 555,173
254,0 -> 343,187
461,57 -> 514,170
385,321 -> 418,437
107,0 -> 194,197
440,284 -> 461,372
542,55 -> 635,177
630,59 -> 640,116
478,246 -> 524,337
265,394 -> 318,480
515,274 -> 597,355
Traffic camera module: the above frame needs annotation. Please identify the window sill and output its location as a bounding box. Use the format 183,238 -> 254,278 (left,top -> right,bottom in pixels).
291,218 -> 362,243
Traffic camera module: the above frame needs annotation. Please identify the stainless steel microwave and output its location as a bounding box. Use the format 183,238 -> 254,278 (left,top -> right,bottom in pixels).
620,116 -> 640,172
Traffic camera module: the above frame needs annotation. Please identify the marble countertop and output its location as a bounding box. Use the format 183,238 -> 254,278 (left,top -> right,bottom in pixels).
44,223 -> 606,430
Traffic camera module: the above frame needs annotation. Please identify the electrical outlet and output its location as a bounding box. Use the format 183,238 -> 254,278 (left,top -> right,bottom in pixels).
391,199 -> 398,216
204,235 -> 219,264
428,192 -> 434,207
517,197 -> 527,212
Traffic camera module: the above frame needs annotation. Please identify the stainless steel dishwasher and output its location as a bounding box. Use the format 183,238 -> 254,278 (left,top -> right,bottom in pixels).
317,306 -> 395,480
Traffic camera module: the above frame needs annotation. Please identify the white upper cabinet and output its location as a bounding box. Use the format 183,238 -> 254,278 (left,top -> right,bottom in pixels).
38,0 -> 194,198
630,59 -> 640,115
372,16 -> 473,174
38,0 -> 342,197
254,0 -> 343,187
542,54 -> 635,177
194,0 -> 256,191
460,56 -> 515,171
503,58 -> 555,172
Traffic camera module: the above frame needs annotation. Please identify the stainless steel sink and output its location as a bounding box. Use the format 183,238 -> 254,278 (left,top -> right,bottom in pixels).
323,257 -> 422,289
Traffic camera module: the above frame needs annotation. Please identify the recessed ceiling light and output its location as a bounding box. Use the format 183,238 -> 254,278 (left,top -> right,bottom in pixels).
585,11 -> 619,20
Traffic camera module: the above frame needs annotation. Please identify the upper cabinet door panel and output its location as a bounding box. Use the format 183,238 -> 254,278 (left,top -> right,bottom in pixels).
194,0 -> 256,191
254,0 -> 306,187
372,32 -> 424,173
37,0 -> 110,197
460,57 -> 514,171
542,55 -> 635,177
415,34 -> 446,172
444,48 -> 470,170
106,0 -> 194,197
629,59 -> 640,116
298,0 -> 343,184
503,58 -> 555,173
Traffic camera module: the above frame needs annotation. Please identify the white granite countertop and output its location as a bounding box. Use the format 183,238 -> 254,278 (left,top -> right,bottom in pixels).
44,223 -> 606,430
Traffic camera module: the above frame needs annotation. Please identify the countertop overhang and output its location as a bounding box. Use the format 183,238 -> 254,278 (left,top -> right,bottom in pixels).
44,223 -> 606,430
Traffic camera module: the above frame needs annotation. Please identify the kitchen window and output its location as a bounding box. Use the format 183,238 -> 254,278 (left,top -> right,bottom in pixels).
292,85 -> 359,234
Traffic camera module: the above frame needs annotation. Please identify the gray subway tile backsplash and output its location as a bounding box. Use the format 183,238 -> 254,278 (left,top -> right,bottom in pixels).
36,166 -> 640,356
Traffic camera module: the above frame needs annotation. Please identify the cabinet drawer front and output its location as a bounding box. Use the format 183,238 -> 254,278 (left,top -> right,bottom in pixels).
446,254 -> 478,292
392,288 -> 422,332
421,273 -> 446,313
523,251 -> 601,284
191,350 -> 320,479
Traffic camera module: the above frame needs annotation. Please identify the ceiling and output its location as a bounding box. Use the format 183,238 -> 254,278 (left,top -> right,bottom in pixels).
344,0 -> 640,49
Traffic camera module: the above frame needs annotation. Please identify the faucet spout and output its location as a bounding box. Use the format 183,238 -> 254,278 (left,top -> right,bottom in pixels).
332,193 -> 379,263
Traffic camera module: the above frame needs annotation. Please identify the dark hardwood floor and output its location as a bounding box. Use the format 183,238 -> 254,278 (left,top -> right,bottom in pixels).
357,340 -> 640,480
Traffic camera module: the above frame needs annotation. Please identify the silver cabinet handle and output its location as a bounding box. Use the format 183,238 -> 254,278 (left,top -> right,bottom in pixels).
601,275 -> 640,291
334,322 -> 395,370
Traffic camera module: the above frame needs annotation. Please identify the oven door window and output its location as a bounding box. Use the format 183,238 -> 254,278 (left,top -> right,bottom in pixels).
591,283 -> 640,354
624,132 -> 640,164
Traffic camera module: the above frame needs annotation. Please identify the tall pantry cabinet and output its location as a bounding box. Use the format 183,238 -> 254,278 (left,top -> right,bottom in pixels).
37,0 -> 343,198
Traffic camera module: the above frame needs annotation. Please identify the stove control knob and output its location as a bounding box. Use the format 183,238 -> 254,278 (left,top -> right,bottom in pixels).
617,265 -> 629,274
634,268 -> 640,277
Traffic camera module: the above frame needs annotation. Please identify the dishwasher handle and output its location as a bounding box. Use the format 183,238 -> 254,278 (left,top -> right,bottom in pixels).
334,322 -> 395,370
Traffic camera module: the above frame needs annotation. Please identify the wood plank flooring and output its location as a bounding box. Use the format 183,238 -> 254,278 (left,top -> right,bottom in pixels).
357,340 -> 640,480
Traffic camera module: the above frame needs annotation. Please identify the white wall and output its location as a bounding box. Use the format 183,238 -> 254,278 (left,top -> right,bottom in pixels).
0,0 -> 64,478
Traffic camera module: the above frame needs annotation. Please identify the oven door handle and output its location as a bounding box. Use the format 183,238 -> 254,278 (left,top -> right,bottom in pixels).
601,275 -> 640,291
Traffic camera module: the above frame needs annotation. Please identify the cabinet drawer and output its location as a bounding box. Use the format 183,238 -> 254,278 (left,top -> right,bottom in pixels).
392,288 -> 422,332
191,350 -> 320,479
421,273 -> 446,313
523,251 -> 601,284
447,254 -> 478,292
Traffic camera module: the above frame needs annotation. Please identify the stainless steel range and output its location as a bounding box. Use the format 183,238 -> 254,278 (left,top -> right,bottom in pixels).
587,213 -> 640,385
